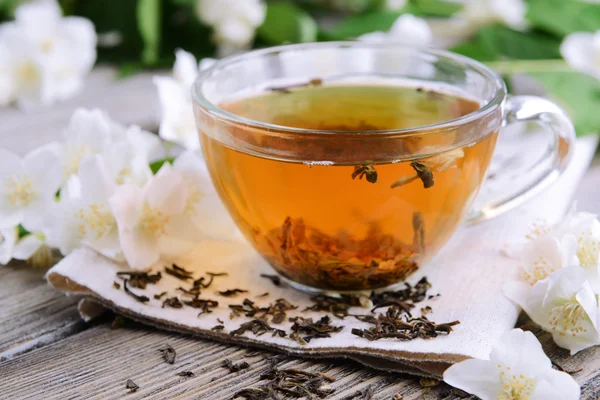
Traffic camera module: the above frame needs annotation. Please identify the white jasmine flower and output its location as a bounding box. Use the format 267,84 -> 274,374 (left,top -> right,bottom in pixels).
46,156 -> 126,261
195,0 -> 265,57
460,0 -> 528,31
0,146 -> 61,232
12,232 -> 45,261
0,227 -> 17,264
505,267 -> 600,354
154,50 -> 216,151
358,14 -> 432,46
58,108 -> 159,182
109,163 -> 202,270
384,0 -> 407,11
172,151 -> 241,241
444,328 -> 580,400
0,28 -> 46,106
44,175 -> 82,256
59,108 -> 115,179
0,0 -> 96,106
521,235 -> 579,285
562,32 -> 600,79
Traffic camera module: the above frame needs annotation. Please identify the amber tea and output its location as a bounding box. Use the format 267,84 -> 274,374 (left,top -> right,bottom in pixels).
198,83 -> 498,290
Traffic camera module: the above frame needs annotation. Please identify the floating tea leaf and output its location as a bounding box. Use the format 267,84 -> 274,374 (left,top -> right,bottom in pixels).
222,359 -> 250,373
412,212 -> 425,255
410,161 -> 434,188
267,77 -> 323,94
351,164 -> 378,183
159,344 -> 176,364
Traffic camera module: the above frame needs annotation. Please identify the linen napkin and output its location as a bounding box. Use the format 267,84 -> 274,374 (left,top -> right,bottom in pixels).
47,135 -> 598,378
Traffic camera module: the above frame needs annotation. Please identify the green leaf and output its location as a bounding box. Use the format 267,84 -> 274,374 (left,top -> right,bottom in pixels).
409,0 -> 462,17
257,2 -> 318,45
118,62 -> 144,79
150,157 -> 176,174
326,11 -> 402,40
530,71 -> 600,136
137,0 -> 161,65
170,0 -> 197,5
451,41 -> 498,62
478,26 -> 561,60
527,0 -> 600,37
17,225 -> 30,238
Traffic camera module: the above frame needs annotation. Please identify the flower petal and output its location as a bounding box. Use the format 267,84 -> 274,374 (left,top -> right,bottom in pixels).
119,229 -> 159,271
174,48 -> 198,88
531,368 -> 580,400
12,234 -> 43,260
145,164 -> 188,215
543,266 -> 588,308
443,359 -> 501,400
0,226 -> 17,264
109,184 -> 144,231
489,329 -> 551,378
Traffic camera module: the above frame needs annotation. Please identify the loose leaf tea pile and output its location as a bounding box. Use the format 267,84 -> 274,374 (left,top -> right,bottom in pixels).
111,262 -> 456,346
254,217 -> 419,291
233,359 -> 336,400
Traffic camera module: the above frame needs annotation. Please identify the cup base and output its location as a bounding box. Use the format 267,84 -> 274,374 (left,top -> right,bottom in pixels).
278,273 -> 410,296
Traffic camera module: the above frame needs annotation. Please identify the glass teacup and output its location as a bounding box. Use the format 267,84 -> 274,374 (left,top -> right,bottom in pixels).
192,42 -> 575,292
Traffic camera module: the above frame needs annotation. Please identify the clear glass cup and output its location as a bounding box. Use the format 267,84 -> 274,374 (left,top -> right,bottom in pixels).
192,42 -> 575,292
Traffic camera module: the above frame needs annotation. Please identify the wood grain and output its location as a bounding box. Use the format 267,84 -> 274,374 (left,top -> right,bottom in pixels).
0,262 -> 86,360
0,69 -> 598,399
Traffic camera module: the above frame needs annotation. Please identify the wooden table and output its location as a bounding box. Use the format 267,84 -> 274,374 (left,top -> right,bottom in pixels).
1,69 -> 599,399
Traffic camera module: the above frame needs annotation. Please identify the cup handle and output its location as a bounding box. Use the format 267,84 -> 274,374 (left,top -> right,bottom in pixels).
465,95 -> 576,225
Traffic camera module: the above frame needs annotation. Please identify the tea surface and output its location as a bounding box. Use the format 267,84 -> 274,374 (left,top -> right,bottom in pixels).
201,84 -> 497,290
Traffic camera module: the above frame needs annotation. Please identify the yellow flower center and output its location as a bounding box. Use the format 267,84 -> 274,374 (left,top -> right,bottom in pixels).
4,175 -> 36,207
525,221 -> 551,240
16,61 -> 39,84
524,255 -> 558,285
497,365 -> 536,400
64,145 -> 90,177
40,38 -> 54,53
577,230 -> 599,268
548,299 -> 589,336
76,203 -> 117,240
139,203 -> 169,238
184,182 -> 203,216
115,168 -> 132,185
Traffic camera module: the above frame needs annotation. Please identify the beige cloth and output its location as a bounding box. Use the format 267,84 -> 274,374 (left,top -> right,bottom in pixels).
47,136 -> 598,378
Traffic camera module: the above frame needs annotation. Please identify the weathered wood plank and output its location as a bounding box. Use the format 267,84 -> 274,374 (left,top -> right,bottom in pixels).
0,318 -> 598,399
0,322 -> 456,400
0,263 -> 86,360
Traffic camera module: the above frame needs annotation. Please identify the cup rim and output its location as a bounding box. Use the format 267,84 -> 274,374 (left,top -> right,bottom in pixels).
192,41 -> 506,136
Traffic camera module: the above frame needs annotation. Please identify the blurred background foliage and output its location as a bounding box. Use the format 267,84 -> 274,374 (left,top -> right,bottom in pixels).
0,0 -> 598,134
